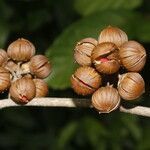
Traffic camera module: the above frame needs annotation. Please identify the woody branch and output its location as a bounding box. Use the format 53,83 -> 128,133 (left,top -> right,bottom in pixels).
0,97 -> 150,117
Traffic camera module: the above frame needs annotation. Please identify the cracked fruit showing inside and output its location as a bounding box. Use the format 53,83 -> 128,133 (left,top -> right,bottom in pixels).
29,55 -> 51,79
74,38 -> 97,66
92,42 -> 120,74
71,66 -> 101,95
9,77 -> 36,103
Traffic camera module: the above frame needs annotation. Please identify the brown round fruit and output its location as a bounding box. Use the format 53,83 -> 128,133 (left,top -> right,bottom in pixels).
119,41 -> 146,72
7,38 -> 35,61
33,79 -> 48,97
29,55 -> 51,79
98,26 -> 128,47
92,84 -> 120,113
71,66 -> 101,95
0,67 -> 11,92
74,38 -> 97,66
0,49 -> 8,66
118,72 -> 145,100
9,77 -> 36,103
92,42 -> 120,74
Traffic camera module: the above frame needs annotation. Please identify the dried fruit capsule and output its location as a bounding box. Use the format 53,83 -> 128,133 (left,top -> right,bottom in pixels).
9,77 -> 36,103
7,38 -> 35,61
29,55 -> 51,78
92,84 -> 120,113
91,42 -> 120,74
74,38 -> 97,66
0,67 -> 11,92
118,72 -> 145,100
0,49 -> 8,66
98,26 -> 128,47
119,41 -> 146,72
71,66 -> 101,95
33,79 -> 48,97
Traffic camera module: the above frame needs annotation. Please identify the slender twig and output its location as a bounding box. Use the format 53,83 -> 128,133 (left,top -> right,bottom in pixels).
0,97 -> 150,117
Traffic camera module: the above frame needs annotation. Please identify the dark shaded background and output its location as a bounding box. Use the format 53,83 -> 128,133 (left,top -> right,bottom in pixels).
0,0 -> 150,149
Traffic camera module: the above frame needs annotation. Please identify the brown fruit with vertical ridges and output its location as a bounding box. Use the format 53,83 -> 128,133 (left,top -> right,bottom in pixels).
7,38 -> 35,61
9,77 -> 36,103
92,84 -> 120,113
0,67 -> 11,92
118,72 -> 145,100
98,26 -> 128,47
33,79 -> 48,97
74,38 -> 97,66
92,42 -> 120,74
119,41 -> 146,72
71,66 -> 102,95
29,55 -> 51,79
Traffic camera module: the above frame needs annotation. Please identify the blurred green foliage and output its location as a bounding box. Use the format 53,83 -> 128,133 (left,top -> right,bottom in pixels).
0,0 -> 150,149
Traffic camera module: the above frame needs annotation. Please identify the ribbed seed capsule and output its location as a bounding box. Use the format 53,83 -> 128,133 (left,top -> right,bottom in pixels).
9,77 -> 36,103
7,38 -> 35,61
0,67 -> 11,92
0,49 -> 8,66
119,41 -> 146,72
74,38 -> 97,66
71,66 -> 101,95
92,84 -> 120,113
33,79 -> 48,97
118,72 -> 145,100
29,55 -> 51,79
92,42 -> 120,74
98,26 -> 128,47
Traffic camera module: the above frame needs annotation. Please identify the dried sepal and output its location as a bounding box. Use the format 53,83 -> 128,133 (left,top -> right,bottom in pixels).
119,41 -> 146,72
4,60 -> 18,72
92,84 -> 120,113
98,26 -> 128,47
74,38 -> 97,66
71,66 -> 101,95
92,42 -> 120,74
118,72 -> 145,100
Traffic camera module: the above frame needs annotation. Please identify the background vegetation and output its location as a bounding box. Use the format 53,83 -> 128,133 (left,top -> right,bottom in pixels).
0,0 -> 150,149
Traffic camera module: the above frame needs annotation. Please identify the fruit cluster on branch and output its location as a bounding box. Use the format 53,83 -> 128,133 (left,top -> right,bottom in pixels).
0,38 -> 51,104
71,26 -> 146,113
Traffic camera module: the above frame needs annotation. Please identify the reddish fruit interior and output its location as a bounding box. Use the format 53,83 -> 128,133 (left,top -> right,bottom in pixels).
99,58 -> 109,62
73,75 -> 94,89
19,94 -> 29,103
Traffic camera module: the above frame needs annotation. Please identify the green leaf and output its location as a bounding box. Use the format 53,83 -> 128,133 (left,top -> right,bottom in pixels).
74,0 -> 142,16
57,121 -> 78,149
121,114 -> 141,140
0,23 -> 9,47
82,117 -> 108,149
136,19 -> 150,42
45,11 -> 137,89
27,9 -> 50,31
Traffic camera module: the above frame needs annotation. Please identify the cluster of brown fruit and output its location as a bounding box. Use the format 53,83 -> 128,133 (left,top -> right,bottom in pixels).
71,26 -> 146,113
0,38 -> 51,104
